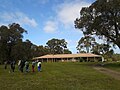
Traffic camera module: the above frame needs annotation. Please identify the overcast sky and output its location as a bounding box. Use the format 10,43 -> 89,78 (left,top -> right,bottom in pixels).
0,0 -> 119,53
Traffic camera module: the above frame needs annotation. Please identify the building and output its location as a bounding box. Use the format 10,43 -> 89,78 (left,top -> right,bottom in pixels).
33,53 -> 103,62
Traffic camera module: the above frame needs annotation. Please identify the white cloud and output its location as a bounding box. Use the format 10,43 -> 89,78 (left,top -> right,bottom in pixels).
0,12 -> 38,27
20,17 -> 37,27
56,1 -> 90,26
43,21 -> 57,33
43,0 -> 90,33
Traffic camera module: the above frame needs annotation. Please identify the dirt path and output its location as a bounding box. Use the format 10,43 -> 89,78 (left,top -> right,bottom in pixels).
93,66 -> 120,80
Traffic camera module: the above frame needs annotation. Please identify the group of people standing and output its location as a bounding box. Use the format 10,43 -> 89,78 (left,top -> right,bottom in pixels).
4,60 -> 42,73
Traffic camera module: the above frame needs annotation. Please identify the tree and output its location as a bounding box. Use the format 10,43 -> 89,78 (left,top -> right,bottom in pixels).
22,40 -> 33,60
32,45 -> 50,57
0,23 -> 27,63
46,38 -> 67,54
77,35 -> 96,53
63,49 -> 72,54
91,43 -> 114,55
11,39 -> 24,60
75,0 -> 120,48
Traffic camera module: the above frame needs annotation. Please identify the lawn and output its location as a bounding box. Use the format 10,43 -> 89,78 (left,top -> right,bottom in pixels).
0,62 -> 120,90
103,62 -> 120,72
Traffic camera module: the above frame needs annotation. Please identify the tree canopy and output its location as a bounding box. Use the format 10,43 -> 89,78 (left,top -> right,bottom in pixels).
0,24 -> 72,64
0,23 -> 27,63
75,0 -> 120,48
63,49 -> 72,54
0,23 -> 49,63
77,35 -> 96,53
46,38 -> 68,54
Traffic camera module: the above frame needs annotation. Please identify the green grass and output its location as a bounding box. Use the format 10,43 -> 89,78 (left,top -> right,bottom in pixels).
0,62 -> 120,90
103,62 -> 120,72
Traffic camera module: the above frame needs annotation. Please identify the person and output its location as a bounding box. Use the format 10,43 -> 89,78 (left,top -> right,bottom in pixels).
20,60 -> 25,73
18,60 -> 21,71
37,61 -> 41,72
32,61 -> 36,72
4,61 -> 7,69
10,61 -> 15,72
25,61 -> 29,72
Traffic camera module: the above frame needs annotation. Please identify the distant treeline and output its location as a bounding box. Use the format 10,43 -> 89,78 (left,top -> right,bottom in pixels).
0,23 -> 71,64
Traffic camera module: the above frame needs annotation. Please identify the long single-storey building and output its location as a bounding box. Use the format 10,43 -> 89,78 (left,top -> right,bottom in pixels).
33,53 -> 104,62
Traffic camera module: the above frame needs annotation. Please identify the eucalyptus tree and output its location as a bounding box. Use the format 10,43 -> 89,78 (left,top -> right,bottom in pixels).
75,0 -> 120,48
91,43 -> 113,55
77,35 -> 96,53
0,23 -> 27,63
63,49 -> 72,54
46,38 -> 67,54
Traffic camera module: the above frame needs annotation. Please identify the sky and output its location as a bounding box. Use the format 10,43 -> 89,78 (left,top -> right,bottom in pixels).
0,0 -> 120,54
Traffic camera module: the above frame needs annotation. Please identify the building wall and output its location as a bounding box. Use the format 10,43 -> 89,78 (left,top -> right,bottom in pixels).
37,57 -> 102,62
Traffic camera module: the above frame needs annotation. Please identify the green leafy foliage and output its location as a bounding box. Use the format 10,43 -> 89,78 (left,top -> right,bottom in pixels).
75,0 -> 120,48
77,35 -> 96,53
0,24 -> 72,63
46,38 -> 68,54
0,23 -> 27,63
63,49 -> 72,54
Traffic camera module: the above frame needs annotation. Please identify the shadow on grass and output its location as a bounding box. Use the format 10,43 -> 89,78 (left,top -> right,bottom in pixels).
103,62 -> 120,68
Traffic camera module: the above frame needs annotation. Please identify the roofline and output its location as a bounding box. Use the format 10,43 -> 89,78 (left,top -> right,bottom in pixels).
33,53 -> 102,60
